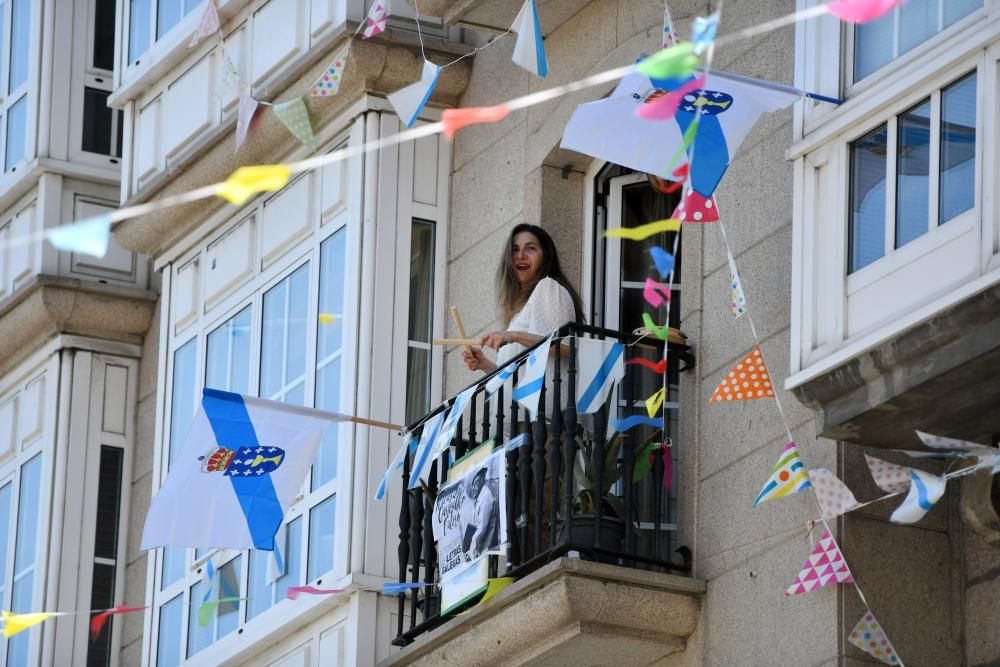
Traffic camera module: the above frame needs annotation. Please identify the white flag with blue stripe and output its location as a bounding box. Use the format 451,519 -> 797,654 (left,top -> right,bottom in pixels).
511,334 -> 553,421
890,468 -> 946,524
408,411 -> 447,489
387,59 -> 441,128
575,338 -> 625,414
485,358 -> 519,402
429,386 -> 477,462
511,0 -> 548,78
374,432 -> 414,501
141,389 -> 339,551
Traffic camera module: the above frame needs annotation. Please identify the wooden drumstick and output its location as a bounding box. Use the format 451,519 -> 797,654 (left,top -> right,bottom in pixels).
450,306 -> 474,354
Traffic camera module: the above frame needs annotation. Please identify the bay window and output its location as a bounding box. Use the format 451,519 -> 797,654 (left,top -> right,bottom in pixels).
128,0 -> 200,65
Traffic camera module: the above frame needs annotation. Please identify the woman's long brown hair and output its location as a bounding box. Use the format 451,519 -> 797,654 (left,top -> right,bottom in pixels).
496,223 -> 585,327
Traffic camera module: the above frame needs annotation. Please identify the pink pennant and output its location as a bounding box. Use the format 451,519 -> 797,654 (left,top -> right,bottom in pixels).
188,0 -> 221,48
235,94 -> 259,152
643,278 -> 671,308
636,76 -> 707,121
442,104 -> 511,139
673,189 -> 719,223
785,529 -> 854,596
286,585 -> 344,600
361,1 -> 388,39
90,604 -> 146,641
826,0 -> 905,24
626,357 -> 667,374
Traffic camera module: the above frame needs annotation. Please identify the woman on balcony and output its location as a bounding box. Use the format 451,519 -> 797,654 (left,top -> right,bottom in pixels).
462,223 -> 584,376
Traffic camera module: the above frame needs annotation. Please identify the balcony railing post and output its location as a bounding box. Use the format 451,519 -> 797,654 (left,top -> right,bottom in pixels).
408,463 -> 426,629
591,337 -> 604,551
622,352 -> 635,559
520,397 -> 533,559
468,399 -> 478,450
422,459 -> 439,618
562,333 -> 579,548
396,434 -> 412,640
532,377 -> 547,553
549,334 -> 563,547
481,392 -> 491,443
455,416 -> 466,460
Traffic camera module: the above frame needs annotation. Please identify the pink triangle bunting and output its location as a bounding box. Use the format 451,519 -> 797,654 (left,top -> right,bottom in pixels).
785,529 -> 853,596
362,1 -> 389,39
188,0 -> 221,48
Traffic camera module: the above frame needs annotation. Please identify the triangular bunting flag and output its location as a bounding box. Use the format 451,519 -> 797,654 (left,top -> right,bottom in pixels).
2,611 -> 55,638
387,60 -> 441,128
575,338 -> 625,414
848,611 -> 901,664
662,1 -> 680,49
890,468 -> 946,524
826,0 -> 905,24
808,468 -> 861,520
361,0 -> 389,40
310,44 -> 350,97
710,346 -> 774,403
220,49 -> 241,98
235,94 -> 258,152
273,97 -> 314,146
753,441 -> 810,506
47,215 -> 112,258
511,0 -> 548,78
645,388 -> 666,418
673,189 -> 719,223
726,248 -> 747,318
691,13 -> 719,55
188,0 -> 221,48
785,529 -> 853,595
864,455 -> 911,494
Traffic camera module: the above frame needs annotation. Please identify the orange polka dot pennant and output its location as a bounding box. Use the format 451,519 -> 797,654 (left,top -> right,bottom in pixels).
848,611 -> 900,664
710,346 -> 774,403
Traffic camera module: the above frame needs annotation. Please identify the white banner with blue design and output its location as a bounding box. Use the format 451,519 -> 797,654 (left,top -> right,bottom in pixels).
511,334 -> 554,421
561,69 -> 799,197
890,468 -> 946,524
575,338 -> 625,414
141,389 -> 340,551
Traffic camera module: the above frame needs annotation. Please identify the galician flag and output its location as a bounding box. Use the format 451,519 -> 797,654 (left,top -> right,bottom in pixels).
141,389 -> 340,551
561,69 -> 799,197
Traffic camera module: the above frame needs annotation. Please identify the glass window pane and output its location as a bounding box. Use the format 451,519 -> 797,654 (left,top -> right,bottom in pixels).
317,230 -> 346,359
407,221 -> 434,343
93,0 -> 116,70
160,547 -> 185,590
0,483 -> 11,601
9,0 -> 29,93
169,339 -> 197,467
206,307 -> 252,394
188,556 -> 241,656
404,347 -> 430,425
156,594 -> 183,667
899,0 -> 937,56
307,496 -> 336,582
87,563 -> 116,667
5,96 -> 26,172
82,88 -> 113,156
261,265 -> 309,401
157,0 -> 183,39
895,100 -> 931,248
8,455 -> 42,667
94,447 -> 123,560
849,125 -> 888,273
854,12 -> 893,81
944,0 -> 981,27
940,73 -> 976,223
129,0 -> 151,62
248,518 -> 301,620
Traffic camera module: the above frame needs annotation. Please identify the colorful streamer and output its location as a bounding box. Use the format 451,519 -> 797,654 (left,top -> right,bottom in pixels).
645,388 -> 666,418
641,313 -> 670,340
636,76 -> 706,121
604,219 -> 681,240
442,104 -> 511,139
90,604 -> 146,641
826,0 -> 905,24
285,585 -> 345,600
648,246 -> 676,278
216,165 -> 291,205
626,357 -> 667,374
634,43 -> 699,81
611,415 -> 663,432
643,278 -> 671,308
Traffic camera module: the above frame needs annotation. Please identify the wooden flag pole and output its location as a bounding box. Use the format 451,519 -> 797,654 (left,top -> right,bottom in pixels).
433,337 -> 481,347
450,306 -> 474,355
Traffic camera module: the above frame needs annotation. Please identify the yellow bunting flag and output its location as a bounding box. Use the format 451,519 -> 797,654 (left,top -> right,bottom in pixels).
318,313 -> 336,325
2,611 -> 55,638
641,313 -> 670,340
604,219 -> 681,241
710,346 -> 774,403
645,387 -> 666,418
217,165 -> 292,206
458,578 -> 515,616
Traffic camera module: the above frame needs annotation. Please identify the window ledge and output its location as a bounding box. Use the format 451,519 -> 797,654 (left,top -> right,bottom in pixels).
788,9 -> 999,161
382,558 -> 705,667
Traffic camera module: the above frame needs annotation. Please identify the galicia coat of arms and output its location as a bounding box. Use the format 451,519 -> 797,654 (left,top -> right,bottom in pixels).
200,446 -> 286,477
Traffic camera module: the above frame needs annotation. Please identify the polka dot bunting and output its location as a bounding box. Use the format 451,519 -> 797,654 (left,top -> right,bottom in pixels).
864,454 -> 912,494
672,189 -> 720,223
710,346 -> 774,403
848,612 -> 900,664
807,468 -> 861,520
310,44 -> 351,97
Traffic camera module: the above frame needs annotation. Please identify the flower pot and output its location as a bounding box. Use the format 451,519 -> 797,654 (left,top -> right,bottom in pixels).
560,514 -> 625,562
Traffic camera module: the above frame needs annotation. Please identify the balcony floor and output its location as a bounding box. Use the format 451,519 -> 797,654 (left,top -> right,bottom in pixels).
382,557 -> 705,667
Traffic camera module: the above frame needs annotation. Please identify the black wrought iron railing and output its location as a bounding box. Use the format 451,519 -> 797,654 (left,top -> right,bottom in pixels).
390,323 -> 695,647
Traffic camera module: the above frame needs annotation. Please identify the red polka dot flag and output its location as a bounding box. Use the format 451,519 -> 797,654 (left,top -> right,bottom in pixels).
710,346 -> 774,403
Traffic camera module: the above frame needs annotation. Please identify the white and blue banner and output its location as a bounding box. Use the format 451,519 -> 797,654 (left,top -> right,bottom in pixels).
374,432 -> 414,501
408,411 -> 447,490
890,468 -> 946,524
511,334 -> 553,421
511,0 -> 548,78
575,338 -> 625,414
141,389 -> 338,551
484,358 -> 519,402
387,59 -> 441,128
428,386 -> 477,462
561,69 -> 798,198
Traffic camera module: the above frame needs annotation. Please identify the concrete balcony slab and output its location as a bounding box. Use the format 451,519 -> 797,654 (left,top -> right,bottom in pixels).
382,557 -> 704,667
408,0 -> 591,36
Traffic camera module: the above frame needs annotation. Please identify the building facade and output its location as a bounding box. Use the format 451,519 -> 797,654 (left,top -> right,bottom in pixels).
0,0 -> 995,665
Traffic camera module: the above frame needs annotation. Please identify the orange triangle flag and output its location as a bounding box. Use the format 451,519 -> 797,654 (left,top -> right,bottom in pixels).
710,346 -> 774,403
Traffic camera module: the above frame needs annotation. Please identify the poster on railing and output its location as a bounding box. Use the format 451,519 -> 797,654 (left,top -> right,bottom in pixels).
432,441 -> 508,614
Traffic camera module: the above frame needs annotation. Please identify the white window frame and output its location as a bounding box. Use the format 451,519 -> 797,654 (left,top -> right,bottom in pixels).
70,0 -> 124,166
0,0 -> 37,176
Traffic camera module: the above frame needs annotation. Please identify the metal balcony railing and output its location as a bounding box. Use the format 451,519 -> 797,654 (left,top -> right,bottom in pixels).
390,323 -> 695,647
